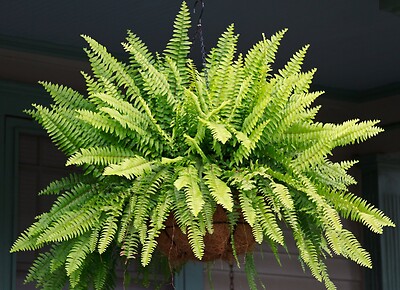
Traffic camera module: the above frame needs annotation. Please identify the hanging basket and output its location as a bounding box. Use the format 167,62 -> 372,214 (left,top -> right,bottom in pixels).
157,205 -> 256,266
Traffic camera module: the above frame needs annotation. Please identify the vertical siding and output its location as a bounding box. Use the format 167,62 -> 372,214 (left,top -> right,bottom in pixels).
16,133 -> 70,290
378,161 -> 400,290
378,162 -> 400,290
381,194 -> 400,290
204,224 -> 363,290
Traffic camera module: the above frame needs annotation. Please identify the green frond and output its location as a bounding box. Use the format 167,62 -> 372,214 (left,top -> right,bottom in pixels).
40,81 -> 94,110
228,168 -> 257,191
322,189 -> 395,233
244,253 -> 257,290
67,146 -> 136,167
83,35 -> 173,145
300,238 -> 323,282
187,60 -> 208,108
262,76 -> 296,137
82,34 -> 138,97
215,63 -> 244,119
122,41 -> 171,98
187,222 -> 205,260
183,88 -> 207,117
81,71 -> 105,97
125,30 -> 154,66
131,169 -> 169,229
299,175 -> 343,232
226,208 -> 240,263
93,252 -> 115,290
339,229 -> 372,268
120,229 -> 140,259
141,192 -> 173,264
238,191 -> 257,227
203,164 -> 233,211
25,252 -> 53,284
93,92 -> 151,129
200,189 -> 217,234
230,127 -> 252,149
11,185 -> 97,253
206,99 -> 232,120
10,231 -> 42,252
37,207 -> 100,244
293,69 -> 317,93
103,156 -> 154,179
172,190 -> 192,234
333,119 -> 383,146
174,164 -> 204,216
244,29 -> 287,90
283,121 -> 328,146
66,233 -> 92,276
26,252 -> 69,290
241,82 -> 272,135
50,242 -> 74,273
226,75 -> 252,125
117,195 -> 137,243
255,196 -> 284,245
233,119 -> 269,165
29,105 -> 84,155
163,1 -> 191,81
141,228 -> 161,266
150,190 -> 173,229
76,109 -> 127,140
273,91 -> 323,137
164,55 -> 183,106
291,139 -> 332,171
325,228 -> 342,256
98,106 -> 146,135
183,134 -> 206,162
320,262 -> 337,290
33,184 -> 97,235
279,45 -> 310,78
39,173 -> 93,195
89,225 -> 101,253
251,218 -> 264,244
207,24 -> 239,102
199,118 -> 232,144
310,159 -> 358,191
270,182 -> 294,210
98,215 -> 119,254
306,101 -> 322,117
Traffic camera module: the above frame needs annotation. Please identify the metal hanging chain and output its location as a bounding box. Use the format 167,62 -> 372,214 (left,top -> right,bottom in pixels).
192,0 -> 207,69
229,263 -> 235,290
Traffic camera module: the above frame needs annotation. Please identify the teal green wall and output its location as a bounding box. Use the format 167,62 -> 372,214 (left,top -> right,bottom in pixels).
0,81 -> 49,290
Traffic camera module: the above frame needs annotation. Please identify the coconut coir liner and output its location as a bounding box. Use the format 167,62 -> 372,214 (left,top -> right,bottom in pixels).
157,206 -> 255,266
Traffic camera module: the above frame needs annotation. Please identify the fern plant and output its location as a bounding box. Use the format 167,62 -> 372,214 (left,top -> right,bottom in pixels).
11,2 -> 394,290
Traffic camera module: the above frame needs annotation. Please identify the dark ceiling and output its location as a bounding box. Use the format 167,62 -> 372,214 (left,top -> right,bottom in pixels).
1,0 -> 400,99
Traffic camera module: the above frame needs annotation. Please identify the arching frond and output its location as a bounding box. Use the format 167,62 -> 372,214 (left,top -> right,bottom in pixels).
103,156 -> 154,179
203,164 -> 233,211
66,233 -> 92,276
174,164 -> 204,216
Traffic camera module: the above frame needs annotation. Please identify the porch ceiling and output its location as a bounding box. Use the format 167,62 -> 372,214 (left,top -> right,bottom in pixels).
1,0 -> 400,99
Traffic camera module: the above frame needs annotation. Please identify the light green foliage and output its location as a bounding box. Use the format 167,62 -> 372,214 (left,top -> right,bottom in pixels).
11,2 -> 394,290
174,164 -> 204,216
203,164 -> 233,211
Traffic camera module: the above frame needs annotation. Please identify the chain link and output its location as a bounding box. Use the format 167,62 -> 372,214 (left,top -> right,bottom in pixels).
192,0 -> 209,86
193,0 -> 207,67
229,263 -> 234,290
